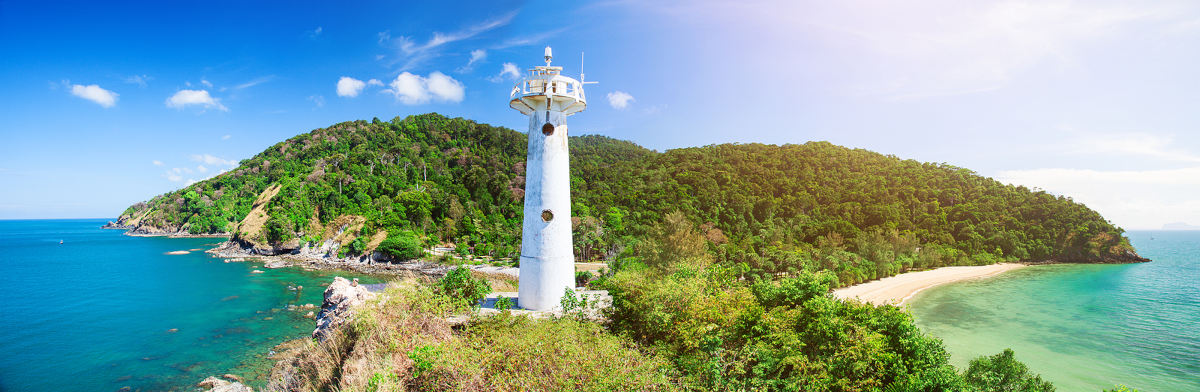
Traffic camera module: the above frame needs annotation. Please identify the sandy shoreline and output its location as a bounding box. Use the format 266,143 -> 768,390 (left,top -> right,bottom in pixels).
832,263 -> 1026,306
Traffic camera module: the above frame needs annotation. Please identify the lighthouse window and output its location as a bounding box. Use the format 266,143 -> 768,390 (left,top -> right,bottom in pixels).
541,209 -> 554,222
542,122 -> 555,136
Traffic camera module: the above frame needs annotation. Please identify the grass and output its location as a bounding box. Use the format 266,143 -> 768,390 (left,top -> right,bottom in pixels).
410,313 -> 680,391
264,278 -> 678,392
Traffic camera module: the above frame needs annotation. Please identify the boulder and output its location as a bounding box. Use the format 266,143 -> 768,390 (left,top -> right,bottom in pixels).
197,376 -> 253,392
312,277 -> 376,340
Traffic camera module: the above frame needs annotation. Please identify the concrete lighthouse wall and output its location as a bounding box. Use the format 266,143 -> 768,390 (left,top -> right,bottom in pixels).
518,109 -> 575,311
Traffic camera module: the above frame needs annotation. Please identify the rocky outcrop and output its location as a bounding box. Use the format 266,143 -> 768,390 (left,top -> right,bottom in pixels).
1030,249 -> 1151,264
100,221 -> 131,229
197,376 -> 253,392
312,277 -> 377,341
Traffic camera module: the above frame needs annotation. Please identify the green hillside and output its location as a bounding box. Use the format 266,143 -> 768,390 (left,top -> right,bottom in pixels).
117,113 -> 1143,285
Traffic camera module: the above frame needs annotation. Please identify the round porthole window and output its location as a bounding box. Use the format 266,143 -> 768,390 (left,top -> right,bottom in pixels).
541,209 -> 554,222
542,122 -> 554,136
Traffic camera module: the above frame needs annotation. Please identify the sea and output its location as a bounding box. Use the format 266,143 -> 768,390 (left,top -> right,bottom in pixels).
0,219 -> 385,391
910,230 -> 1200,391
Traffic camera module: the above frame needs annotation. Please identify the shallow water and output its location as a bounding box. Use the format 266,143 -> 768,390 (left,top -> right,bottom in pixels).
0,219 -> 386,391
909,230 -> 1200,391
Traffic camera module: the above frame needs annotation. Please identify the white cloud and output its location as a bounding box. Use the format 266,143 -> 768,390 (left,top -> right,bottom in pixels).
166,89 -> 227,111
468,49 -> 487,65
806,1 -> 1172,99
632,1 -> 1182,100
152,160 -> 163,166
69,84 -> 118,108
162,154 -> 238,183
379,11 -> 517,70
221,134 -> 231,140
997,166 -> 1200,230
383,71 -> 465,104
308,26 -> 323,39
336,76 -> 368,97
190,154 -> 236,166
488,62 -> 521,82
607,91 -> 635,109
367,78 -> 383,87
309,95 -> 325,107
1071,133 -> 1200,163
426,72 -> 465,102
201,79 -> 213,88
491,29 -> 565,50
233,75 -> 274,90
164,167 -> 192,182
458,49 -> 488,72
122,74 -> 151,87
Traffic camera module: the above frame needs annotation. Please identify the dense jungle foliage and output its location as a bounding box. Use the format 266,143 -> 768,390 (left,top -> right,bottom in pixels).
119,113 -> 1137,285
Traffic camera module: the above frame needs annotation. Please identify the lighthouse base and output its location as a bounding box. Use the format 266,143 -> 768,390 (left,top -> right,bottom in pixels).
517,255 -> 575,311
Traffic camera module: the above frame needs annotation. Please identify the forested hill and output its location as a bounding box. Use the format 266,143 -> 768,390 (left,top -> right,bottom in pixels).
115,113 -> 1145,286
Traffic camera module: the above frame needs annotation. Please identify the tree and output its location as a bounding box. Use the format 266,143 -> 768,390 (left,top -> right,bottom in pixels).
437,266 -> 490,308
963,349 -> 1055,392
377,231 -> 425,260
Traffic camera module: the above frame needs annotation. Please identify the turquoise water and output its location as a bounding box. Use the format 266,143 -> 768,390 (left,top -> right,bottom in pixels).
0,219 -> 385,391
910,231 -> 1200,391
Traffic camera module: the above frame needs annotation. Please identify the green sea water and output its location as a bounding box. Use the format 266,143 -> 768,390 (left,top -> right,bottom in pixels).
0,219 -> 386,391
909,230 -> 1200,391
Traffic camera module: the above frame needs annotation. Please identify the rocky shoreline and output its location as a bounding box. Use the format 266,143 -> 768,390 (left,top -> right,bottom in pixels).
205,239 -> 461,278
1026,249 -> 1151,264
101,220 -> 231,238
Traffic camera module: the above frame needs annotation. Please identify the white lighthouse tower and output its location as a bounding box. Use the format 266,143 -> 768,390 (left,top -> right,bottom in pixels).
510,47 -> 590,310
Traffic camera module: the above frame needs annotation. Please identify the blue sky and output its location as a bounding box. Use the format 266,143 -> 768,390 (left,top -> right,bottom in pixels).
3,0 -> 1200,230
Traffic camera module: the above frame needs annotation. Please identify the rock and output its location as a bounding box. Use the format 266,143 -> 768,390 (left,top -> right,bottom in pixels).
264,260 -> 289,269
166,328 -> 178,333
197,376 -> 253,392
251,270 -> 264,274
305,311 -> 314,318
312,277 -> 376,340
222,374 -> 243,382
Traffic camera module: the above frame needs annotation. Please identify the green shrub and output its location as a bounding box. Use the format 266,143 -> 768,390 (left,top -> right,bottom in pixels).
437,266 -> 490,308
377,230 -> 424,260
494,296 -> 514,310
964,349 -> 1055,392
345,237 -> 366,255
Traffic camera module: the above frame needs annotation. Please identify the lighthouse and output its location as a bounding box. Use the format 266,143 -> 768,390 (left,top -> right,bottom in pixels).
509,47 -> 590,310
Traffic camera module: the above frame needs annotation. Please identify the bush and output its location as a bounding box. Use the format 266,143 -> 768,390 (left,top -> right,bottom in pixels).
494,296 -> 514,310
345,237 -> 366,255
437,266 -> 490,308
378,230 -> 425,260
963,349 -> 1055,392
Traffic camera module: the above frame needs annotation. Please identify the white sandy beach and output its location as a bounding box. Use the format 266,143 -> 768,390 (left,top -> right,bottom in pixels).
832,263 -> 1026,306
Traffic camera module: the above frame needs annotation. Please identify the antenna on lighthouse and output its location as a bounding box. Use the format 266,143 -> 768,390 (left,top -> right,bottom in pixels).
544,46 -> 553,66
580,52 -> 598,85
